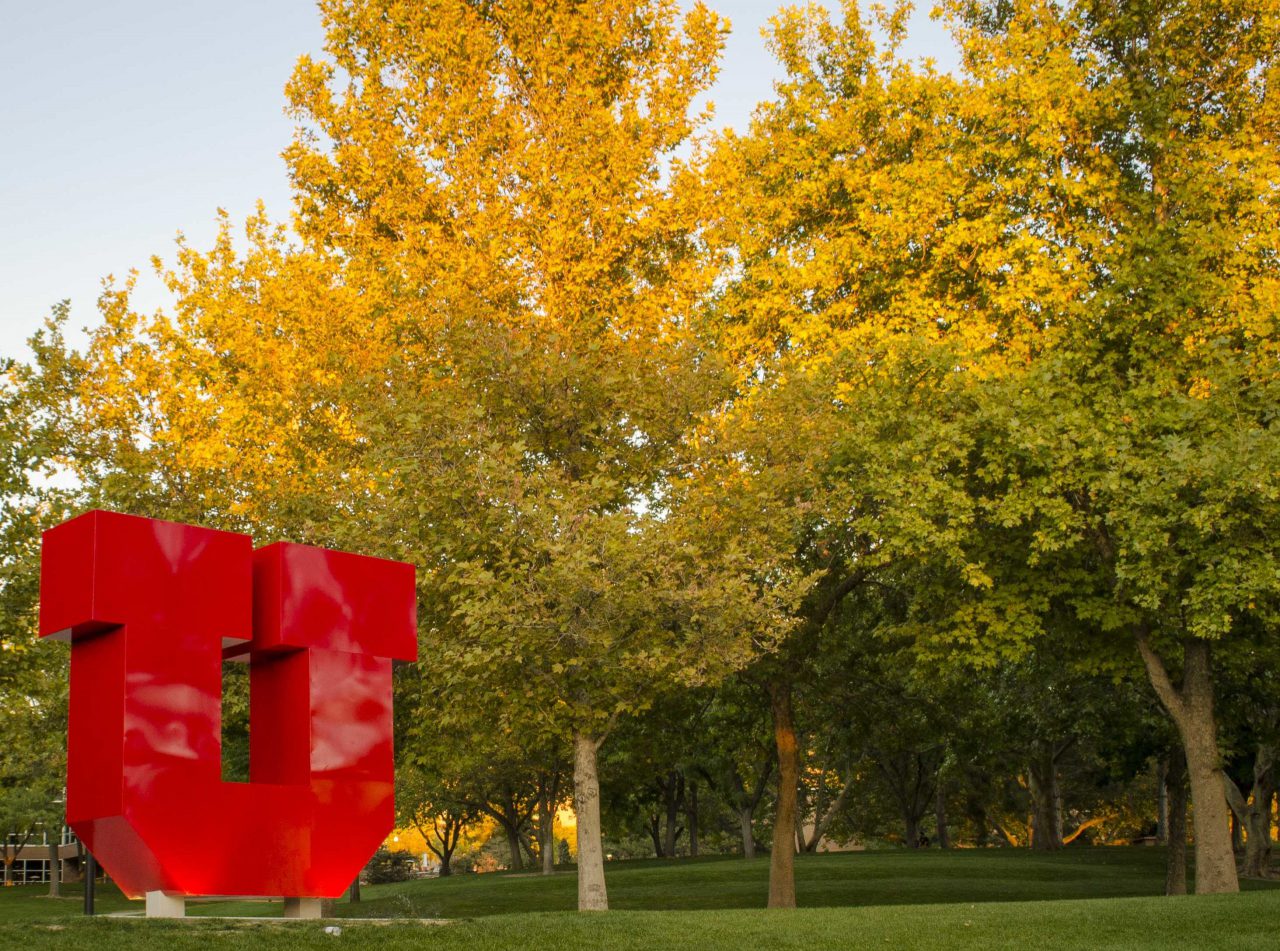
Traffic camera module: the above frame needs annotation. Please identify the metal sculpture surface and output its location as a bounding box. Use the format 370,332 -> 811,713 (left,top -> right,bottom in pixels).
40,510 -> 416,901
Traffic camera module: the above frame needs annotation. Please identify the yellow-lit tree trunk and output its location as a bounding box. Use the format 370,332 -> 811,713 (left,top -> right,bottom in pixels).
573,733 -> 608,911
1137,633 -> 1239,894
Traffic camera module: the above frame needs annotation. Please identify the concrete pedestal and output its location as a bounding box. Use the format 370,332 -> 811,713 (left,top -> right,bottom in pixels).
282,897 -> 323,919
145,890 -> 186,918
144,892 -> 326,919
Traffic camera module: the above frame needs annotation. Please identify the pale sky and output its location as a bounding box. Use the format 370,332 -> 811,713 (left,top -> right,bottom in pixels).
0,1 -> 958,361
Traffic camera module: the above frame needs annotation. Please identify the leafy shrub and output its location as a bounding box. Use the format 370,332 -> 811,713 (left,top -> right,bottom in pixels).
364,848 -> 417,884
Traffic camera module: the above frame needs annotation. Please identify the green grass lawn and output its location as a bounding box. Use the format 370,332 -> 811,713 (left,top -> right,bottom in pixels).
2,849 -> 1278,949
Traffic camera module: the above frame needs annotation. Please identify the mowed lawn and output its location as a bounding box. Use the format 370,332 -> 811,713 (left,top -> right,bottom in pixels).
2,849 -> 1279,950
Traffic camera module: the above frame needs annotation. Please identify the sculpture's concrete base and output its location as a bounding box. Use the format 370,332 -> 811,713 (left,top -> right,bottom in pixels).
282,898 -> 323,919
143,893 -> 326,919
145,891 -> 186,918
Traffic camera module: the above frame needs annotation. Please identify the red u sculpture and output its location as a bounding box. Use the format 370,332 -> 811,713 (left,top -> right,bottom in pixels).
40,510 -> 416,914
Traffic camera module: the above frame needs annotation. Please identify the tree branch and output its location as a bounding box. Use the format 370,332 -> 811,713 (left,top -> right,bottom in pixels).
1222,771 -> 1249,822
1062,816 -> 1105,846
1135,625 -> 1186,725
807,772 -> 854,850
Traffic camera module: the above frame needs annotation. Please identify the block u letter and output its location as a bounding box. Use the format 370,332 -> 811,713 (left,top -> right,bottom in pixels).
39,510 -> 416,898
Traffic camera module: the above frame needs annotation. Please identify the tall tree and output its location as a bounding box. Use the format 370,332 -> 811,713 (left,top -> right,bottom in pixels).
32,0 -> 795,913
708,0 -> 1280,900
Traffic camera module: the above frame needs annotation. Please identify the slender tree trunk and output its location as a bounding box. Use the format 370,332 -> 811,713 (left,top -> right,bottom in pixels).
1137,633 -> 1239,894
687,781 -> 699,858
662,770 -> 684,858
647,815 -> 663,858
47,842 -> 61,897
732,757 -> 771,860
1165,746 -> 1188,895
935,781 -> 951,849
1243,800 -> 1271,877
804,774 -> 854,852
521,832 -> 539,868
794,780 -> 807,855
1053,774 -> 1065,848
349,875 -> 361,903
768,679 -> 798,909
539,774 -> 558,875
1157,759 -> 1169,844
573,732 -> 608,911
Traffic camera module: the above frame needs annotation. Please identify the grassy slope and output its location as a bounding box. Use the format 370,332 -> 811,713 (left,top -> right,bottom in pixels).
331,847 -> 1280,919
3,849 -> 1278,949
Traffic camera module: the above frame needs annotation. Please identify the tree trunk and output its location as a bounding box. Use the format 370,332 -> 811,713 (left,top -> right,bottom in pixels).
437,831 -> 456,877
768,679 -> 798,909
505,821 -> 525,872
794,779 -> 807,855
1177,650 -> 1238,893
904,813 -> 921,849
573,732 -> 608,911
804,773 -> 853,852
349,875 -> 361,903
661,770 -> 684,858
687,781 -> 699,859
48,841 -> 61,897
1028,743 -> 1063,851
873,750 -> 937,850
935,781 -> 951,849
419,813 -> 465,878
539,773 -> 558,875
647,814 -> 663,857
1053,773 -> 1065,848
1136,632 -> 1239,894
1157,758 -> 1169,844
740,808 -> 757,859
965,793 -> 990,848
1224,745 -> 1275,879
1271,785 -> 1280,871
1165,746 -> 1188,895
730,757 -> 771,860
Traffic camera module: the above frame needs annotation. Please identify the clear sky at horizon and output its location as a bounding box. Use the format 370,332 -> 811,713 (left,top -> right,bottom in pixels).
0,1 -> 958,362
